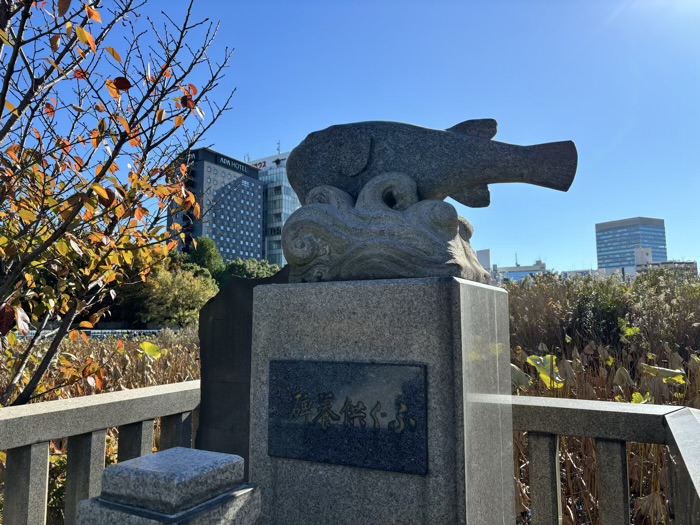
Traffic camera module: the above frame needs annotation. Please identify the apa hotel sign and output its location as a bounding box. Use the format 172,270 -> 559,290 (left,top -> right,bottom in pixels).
216,155 -> 250,174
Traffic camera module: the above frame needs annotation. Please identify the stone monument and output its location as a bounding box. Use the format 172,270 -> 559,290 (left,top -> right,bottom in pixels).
200,118 -> 577,525
282,119 -> 576,283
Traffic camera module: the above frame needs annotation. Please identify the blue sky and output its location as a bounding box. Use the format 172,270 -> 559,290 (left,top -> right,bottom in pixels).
150,0 -> 700,271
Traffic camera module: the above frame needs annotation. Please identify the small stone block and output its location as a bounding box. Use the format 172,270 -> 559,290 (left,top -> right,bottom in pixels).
101,447 -> 244,514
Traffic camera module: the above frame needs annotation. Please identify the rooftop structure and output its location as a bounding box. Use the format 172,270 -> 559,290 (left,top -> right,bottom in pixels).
493,259 -> 547,282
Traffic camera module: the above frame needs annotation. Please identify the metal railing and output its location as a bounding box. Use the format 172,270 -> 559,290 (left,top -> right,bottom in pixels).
0,381 -> 200,525
512,396 -> 700,524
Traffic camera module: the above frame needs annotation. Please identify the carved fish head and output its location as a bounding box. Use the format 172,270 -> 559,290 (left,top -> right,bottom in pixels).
287,124 -> 373,204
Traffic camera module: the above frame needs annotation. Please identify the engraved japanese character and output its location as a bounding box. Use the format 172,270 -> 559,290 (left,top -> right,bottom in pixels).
340,397 -> 367,427
289,392 -> 314,423
312,392 -> 340,430
370,401 -> 383,430
389,403 -> 417,434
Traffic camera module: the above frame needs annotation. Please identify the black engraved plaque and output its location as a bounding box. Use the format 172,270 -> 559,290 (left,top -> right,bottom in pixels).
268,360 -> 428,475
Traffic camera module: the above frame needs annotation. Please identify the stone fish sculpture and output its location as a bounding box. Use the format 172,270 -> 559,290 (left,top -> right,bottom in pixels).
282,119 -> 578,283
286,119 -> 577,207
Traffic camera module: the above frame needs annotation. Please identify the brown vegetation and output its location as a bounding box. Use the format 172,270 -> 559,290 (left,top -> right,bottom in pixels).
508,269 -> 700,524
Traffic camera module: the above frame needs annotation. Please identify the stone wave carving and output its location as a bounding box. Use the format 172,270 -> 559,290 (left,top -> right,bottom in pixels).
282,173 -> 490,283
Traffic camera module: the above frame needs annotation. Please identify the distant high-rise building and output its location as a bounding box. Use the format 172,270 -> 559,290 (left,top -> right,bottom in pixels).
493,259 -> 547,283
595,217 -> 667,271
250,152 -> 301,267
476,249 -> 491,273
167,148 -> 264,261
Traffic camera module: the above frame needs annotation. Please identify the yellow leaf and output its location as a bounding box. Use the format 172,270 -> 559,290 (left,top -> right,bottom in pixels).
90,183 -> 108,199
4,100 -> 18,117
156,109 -> 166,123
75,26 -> 96,53
106,47 -> 122,63
140,341 -> 161,359
56,240 -> 69,256
0,29 -> 13,46
79,321 -> 93,329
85,5 -> 102,23
631,392 -> 652,404
69,329 -> 79,342
18,208 -> 36,222
66,22 -> 73,39
175,115 -> 184,128
75,26 -> 88,45
527,355 -> 565,389
640,363 -> 687,385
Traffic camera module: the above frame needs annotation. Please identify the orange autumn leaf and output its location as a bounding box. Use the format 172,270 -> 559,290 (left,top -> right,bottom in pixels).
85,5 -> 102,23
105,79 -> 120,100
105,47 -> 122,63
117,115 -> 130,133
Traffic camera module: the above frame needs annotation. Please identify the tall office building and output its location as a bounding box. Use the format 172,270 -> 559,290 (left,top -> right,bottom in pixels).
250,152 -> 301,266
168,148 -> 264,260
595,217 -> 667,271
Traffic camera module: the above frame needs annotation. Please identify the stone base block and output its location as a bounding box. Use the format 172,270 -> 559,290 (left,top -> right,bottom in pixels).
249,277 -> 514,525
76,447 -> 260,525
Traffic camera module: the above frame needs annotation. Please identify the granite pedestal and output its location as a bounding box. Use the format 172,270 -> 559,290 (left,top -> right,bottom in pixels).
249,277 -> 514,525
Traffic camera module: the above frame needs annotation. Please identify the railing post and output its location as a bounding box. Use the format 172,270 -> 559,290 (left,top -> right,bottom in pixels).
596,439 -> 630,525
117,419 -> 154,462
65,430 -> 107,525
160,411 -> 193,450
528,432 -> 562,525
4,442 -> 50,525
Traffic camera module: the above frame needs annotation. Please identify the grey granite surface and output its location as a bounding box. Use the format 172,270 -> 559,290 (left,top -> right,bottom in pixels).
249,277 -> 513,525
76,484 -> 261,525
286,120 -> 577,207
455,279 -> 515,525
197,266 -> 290,479
282,174 -> 489,283
101,447 -> 244,514
282,120 -> 577,284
